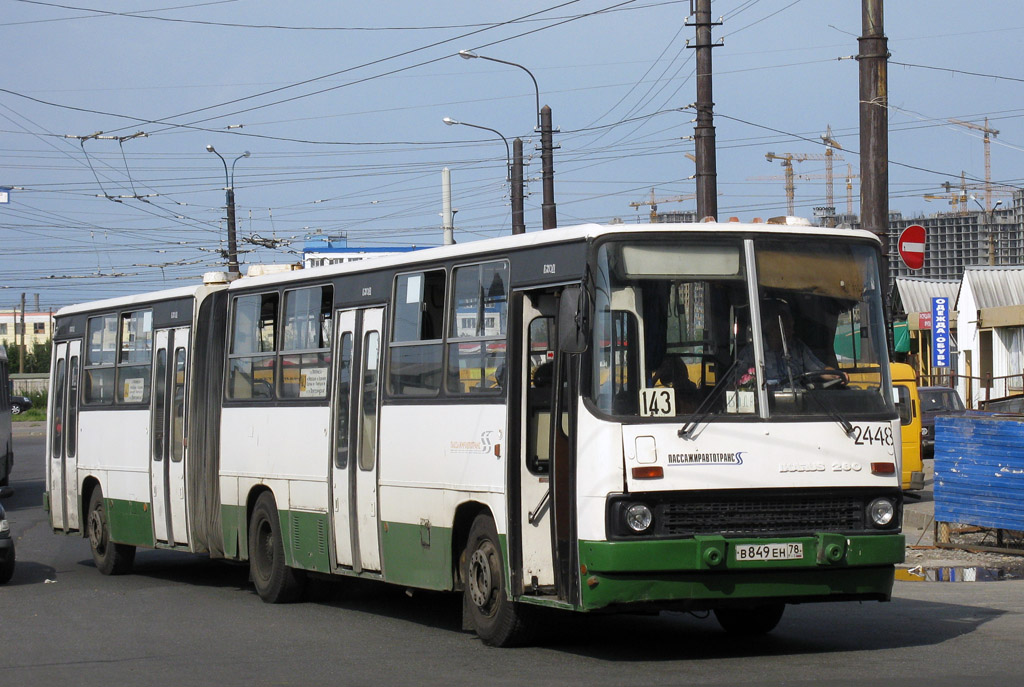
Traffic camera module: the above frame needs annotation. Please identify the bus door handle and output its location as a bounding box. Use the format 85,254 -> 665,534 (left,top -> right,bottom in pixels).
528,489 -> 551,525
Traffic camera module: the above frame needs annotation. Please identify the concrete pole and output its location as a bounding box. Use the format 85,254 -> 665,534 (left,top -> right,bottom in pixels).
512,138 -> 525,234
226,187 -> 239,275
19,292 -> 25,374
540,105 -> 557,229
442,167 -> 455,245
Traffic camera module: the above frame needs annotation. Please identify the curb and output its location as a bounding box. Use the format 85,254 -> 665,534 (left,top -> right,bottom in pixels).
12,422 -> 46,437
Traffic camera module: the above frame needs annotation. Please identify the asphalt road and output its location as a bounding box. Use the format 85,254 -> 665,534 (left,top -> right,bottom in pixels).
3,426 -> 1024,687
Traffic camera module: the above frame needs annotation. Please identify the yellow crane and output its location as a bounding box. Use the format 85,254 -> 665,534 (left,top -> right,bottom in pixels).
820,125 -> 843,223
629,188 -> 696,222
844,164 -> 859,216
948,117 -> 999,212
764,149 -> 844,216
923,173 -> 969,215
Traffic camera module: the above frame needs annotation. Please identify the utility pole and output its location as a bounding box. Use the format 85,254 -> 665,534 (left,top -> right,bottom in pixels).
442,167 -> 455,246
689,0 -> 720,222
540,106 -> 557,229
19,292 -> 25,374
206,145 -> 249,276
858,0 -> 889,291
512,138 -> 526,234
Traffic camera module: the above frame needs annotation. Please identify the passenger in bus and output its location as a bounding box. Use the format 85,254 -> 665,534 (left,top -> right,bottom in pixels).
651,355 -> 700,413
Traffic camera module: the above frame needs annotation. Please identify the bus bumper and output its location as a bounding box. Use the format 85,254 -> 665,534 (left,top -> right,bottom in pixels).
576,533 -> 904,611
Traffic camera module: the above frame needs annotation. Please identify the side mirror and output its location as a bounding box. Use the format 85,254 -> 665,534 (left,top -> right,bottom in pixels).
557,286 -> 590,354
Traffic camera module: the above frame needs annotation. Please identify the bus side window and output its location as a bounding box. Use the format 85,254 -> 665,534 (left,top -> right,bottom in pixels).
389,270 -> 446,396
228,292 -> 279,400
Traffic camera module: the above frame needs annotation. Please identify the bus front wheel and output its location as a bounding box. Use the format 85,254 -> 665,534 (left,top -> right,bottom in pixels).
248,492 -> 304,603
463,514 -> 530,647
713,603 -> 785,635
87,488 -> 135,575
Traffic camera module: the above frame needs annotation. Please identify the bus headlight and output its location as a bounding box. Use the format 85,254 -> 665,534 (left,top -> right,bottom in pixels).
625,503 -> 653,533
867,498 -> 896,527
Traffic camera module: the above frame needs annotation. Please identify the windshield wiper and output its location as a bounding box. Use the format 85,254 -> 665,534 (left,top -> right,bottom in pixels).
678,359 -> 741,439
797,377 -> 856,437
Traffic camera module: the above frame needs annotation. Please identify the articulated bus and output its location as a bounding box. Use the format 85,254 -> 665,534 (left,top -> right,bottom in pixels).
46,223 -> 905,645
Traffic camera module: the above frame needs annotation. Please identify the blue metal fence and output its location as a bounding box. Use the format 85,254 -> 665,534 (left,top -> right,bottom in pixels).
934,414 -> 1024,531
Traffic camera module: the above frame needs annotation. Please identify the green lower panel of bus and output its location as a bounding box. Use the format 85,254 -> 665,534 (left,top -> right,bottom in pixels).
380,520 -> 454,590
220,504 -> 332,573
218,505 -> 456,586
577,533 -> 904,610
106,498 -> 156,548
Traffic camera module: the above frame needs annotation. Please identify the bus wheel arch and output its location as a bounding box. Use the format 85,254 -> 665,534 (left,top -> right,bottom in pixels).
85,484 -> 135,575
451,501 -> 490,592
247,489 -> 305,603
79,476 -> 101,537
460,511 -> 531,646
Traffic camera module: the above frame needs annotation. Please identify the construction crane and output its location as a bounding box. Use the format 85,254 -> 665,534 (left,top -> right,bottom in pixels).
763,150 -> 843,216
923,173 -> 969,215
844,164 -> 859,216
948,117 -> 999,212
820,125 -> 843,224
629,188 -> 696,222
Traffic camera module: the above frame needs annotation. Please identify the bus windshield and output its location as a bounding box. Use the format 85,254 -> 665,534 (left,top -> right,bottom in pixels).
587,237 -> 894,421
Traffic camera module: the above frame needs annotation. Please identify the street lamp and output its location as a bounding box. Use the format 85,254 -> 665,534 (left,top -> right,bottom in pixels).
444,118 -> 525,235
458,50 -> 540,129
206,145 -> 250,275
971,195 -> 1004,266
458,49 -> 556,229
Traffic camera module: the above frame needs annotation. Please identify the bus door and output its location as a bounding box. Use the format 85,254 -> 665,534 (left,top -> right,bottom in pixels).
48,339 -> 82,532
150,326 -> 190,546
518,293 -> 563,595
330,307 -> 384,573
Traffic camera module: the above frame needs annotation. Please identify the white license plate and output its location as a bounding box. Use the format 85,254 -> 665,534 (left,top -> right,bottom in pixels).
733,542 -> 804,561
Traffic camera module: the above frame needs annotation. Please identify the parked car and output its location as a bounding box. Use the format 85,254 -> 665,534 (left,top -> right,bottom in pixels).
919,386 -> 967,458
0,501 -> 14,584
10,395 -> 32,415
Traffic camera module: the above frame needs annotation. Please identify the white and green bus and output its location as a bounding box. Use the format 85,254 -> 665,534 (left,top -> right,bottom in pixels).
46,222 -> 905,645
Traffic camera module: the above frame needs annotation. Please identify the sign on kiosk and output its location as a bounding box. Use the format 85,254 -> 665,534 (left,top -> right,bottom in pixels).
932,296 -> 950,368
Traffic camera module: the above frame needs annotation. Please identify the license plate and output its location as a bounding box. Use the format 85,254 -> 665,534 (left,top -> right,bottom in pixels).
733,542 -> 803,561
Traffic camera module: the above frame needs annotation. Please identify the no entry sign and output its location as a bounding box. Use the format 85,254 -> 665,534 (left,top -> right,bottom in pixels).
898,224 -> 926,270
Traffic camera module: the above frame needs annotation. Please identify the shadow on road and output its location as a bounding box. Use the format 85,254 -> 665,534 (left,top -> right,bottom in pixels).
0,479 -> 45,513
63,551 -> 1003,657
2,559 -> 58,587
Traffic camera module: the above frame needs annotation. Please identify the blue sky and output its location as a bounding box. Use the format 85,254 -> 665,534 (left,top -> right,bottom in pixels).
2,0 -> 1022,306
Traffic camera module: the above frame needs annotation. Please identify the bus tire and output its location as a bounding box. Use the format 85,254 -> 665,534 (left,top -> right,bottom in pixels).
248,492 -> 304,603
87,488 -> 135,575
713,603 -> 785,635
463,514 -> 530,647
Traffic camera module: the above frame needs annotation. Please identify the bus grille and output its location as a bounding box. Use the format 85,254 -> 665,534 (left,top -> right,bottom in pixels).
658,493 -> 865,536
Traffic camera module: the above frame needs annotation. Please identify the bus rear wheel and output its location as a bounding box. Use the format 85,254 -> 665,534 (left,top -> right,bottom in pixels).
463,514 -> 530,647
87,488 -> 135,575
713,603 -> 785,635
248,492 -> 304,603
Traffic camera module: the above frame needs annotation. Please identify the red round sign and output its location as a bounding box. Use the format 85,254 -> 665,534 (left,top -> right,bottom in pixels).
898,224 -> 926,270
